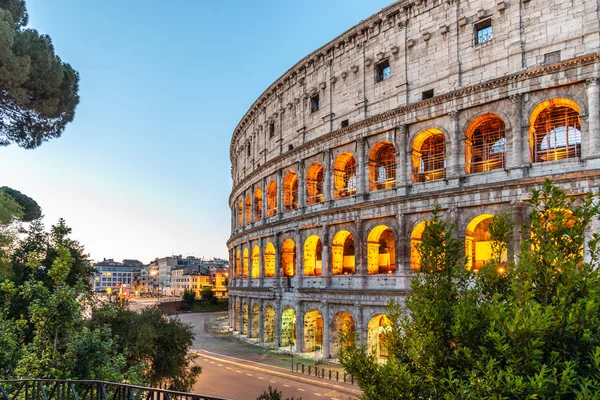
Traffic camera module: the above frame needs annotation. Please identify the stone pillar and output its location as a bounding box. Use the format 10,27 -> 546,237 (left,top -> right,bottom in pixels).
586,78 -> 600,159
322,303 -> 330,358
258,299 -> 265,343
298,160 -> 306,210
326,149 -> 335,204
357,137 -> 367,198
448,111 -> 461,179
509,94 -> 525,169
511,201 -> 525,263
262,177 -> 268,219
295,306 -> 304,352
396,125 -> 408,190
322,226 -> 331,288
295,229 -> 303,288
276,170 -> 283,214
274,302 -> 282,347
396,212 -> 406,274
258,236 -> 264,287
241,193 -> 247,227
238,298 -> 244,334
247,298 -> 254,338
250,186 -> 255,223
228,295 -> 234,328
274,233 -> 281,287
357,220 -> 367,289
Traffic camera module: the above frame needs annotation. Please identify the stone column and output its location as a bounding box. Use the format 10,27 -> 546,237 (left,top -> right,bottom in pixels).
586,78 -> 600,159
258,299 -> 265,343
228,296 -> 234,328
357,220 -> 367,289
250,186 -> 255,224
298,160 -> 306,211
274,302 -> 282,347
262,177 -> 268,218
357,307 -> 367,345
325,149 -> 334,203
295,229 -> 303,288
511,201 -> 525,263
295,306 -> 304,352
247,298 -> 254,338
322,303 -> 330,358
396,125 -> 408,189
238,298 -> 244,334
396,212 -> 406,275
274,232 -> 281,287
509,94 -> 525,169
448,111 -> 461,179
356,137 -> 367,198
322,226 -> 331,288
241,193 -> 247,227
258,236 -> 264,287
276,170 -> 283,214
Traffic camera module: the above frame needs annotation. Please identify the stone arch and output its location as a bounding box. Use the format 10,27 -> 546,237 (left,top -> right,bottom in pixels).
264,242 -> 276,277
251,245 -> 260,278
529,98 -> 582,163
367,314 -> 392,360
367,225 -> 396,274
266,181 -> 277,216
333,152 -> 357,198
251,303 -> 260,339
465,113 -> 507,174
243,247 -> 249,277
331,311 -> 355,358
245,194 -> 251,224
411,128 -> 446,183
283,171 -> 299,211
369,141 -> 396,191
410,220 -> 430,271
332,230 -> 356,275
303,309 -> 324,353
304,235 -> 323,276
242,302 -> 248,335
264,305 -> 275,343
306,162 -> 325,204
254,187 -> 263,220
281,238 -> 296,277
465,214 -> 499,272
281,306 -> 296,347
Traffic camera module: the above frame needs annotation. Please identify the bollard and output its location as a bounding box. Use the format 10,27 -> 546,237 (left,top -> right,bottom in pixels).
351,375 -> 354,385
328,370 -> 332,380
336,371 -> 339,381
302,364 -> 305,374
308,366 -> 312,375
322,368 -> 325,378
315,366 -> 318,377
343,373 -> 347,383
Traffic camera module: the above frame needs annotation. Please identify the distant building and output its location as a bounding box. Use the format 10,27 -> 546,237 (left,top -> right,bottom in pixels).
92,259 -> 134,293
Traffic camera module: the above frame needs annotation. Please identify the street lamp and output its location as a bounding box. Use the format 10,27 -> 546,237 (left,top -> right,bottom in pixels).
150,270 -> 160,303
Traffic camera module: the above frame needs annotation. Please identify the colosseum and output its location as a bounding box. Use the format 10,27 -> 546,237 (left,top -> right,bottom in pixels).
227,0 -> 600,361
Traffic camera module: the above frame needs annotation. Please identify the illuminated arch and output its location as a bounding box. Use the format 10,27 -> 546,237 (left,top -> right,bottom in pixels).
530,98 -> 582,163
243,247 -> 249,277
367,314 -> 392,359
283,171 -> 299,211
235,250 -> 242,276
303,309 -> 324,353
465,214 -> 505,272
281,307 -> 296,347
367,225 -> 396,274
331,312 -> 355,358
410,221 -> 430,271
304,235 -> 323,276
245,194 -> 251,224
251,304 -> 260,339
369,142 -> 396,191
263,242 -> 275,277
251,245 -> 260,278
332,230 -> 356,275
254,188 -> 263,221
266,181 -> 277,216
263,305 -> 275,343
237,199 -> 243,227
411,129 -> 446,183
306,163 -> 325,204
333,153 -> 357,198
465,114 -> 506,174
281,238 -> 296,277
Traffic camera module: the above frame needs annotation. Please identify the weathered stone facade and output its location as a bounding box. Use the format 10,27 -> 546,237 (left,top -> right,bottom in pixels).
228,0 -> 600,359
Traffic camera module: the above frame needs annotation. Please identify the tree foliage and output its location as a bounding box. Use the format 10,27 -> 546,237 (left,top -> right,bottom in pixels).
0,186 -> 41,221
255,386 -> 301,400
340,180 -> 600,399
0,0 -> 79,148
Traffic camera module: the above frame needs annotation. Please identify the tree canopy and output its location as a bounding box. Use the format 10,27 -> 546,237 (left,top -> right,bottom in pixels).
0,186 -> 41,221
0,0 -> 79,149
340,180 -> 600,399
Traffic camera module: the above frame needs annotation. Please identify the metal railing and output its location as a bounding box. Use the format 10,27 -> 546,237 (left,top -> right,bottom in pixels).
294,363 -> 357,386
0,380 -> 230,400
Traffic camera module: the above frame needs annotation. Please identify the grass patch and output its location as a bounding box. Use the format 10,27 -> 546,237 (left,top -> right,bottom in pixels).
191,299 -> 228,312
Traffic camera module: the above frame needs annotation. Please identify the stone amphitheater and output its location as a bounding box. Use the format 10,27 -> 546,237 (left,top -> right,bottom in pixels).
227,0 -> 600,360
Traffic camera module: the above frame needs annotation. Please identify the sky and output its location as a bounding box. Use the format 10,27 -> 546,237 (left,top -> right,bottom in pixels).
0,0 -> 393,264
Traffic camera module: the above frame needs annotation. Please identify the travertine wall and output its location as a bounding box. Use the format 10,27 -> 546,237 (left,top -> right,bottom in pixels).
227,0 -> 600,359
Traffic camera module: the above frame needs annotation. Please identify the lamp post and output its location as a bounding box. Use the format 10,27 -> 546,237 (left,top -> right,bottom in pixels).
150,270 -> 160,303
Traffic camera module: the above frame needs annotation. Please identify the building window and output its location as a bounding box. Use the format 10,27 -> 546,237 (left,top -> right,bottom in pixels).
422,89 -> 434,100
310,94 -> 320,113
247,144 -> 251,157
375,60 -> 391,83
475,20 -> 492,45
269,122 -> 275,138
341,119 -> 349,128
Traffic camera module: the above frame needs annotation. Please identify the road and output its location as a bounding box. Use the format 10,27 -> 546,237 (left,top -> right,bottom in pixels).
176,313 -> 360,400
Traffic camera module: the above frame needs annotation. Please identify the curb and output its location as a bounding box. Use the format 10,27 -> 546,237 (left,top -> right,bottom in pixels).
192,350 -> 362,397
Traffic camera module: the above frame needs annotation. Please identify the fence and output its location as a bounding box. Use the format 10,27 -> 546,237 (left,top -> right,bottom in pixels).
294,363 -> 357,386
0,380 -> 229,400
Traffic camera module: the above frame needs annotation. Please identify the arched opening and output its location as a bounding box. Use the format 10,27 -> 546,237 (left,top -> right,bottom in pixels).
304,235 -> 323,276
332,230 -> 356,275
243,247 -> 249,278
254,188 -> 263,221
466,114 -> 506,174
267,181 -> 277,216
331,312 -> 355,358
242,303 -> 249,335
306,163 -> 325,204
238,200 -> 243,227
333,153 -> 357,198
235,250 -> 241,276
367,225 -> 396,274
303,310 -> 324,353
530,98 -> 582,163
283,171 -> 299,211
369,142 -> 396,191
245,194 -> 251,224
281,238 -> 296,277
465,214 -> 506,272
251,245 -> 260,278
264,305 -> 275,343
412,129 -> 446,182
263,242 -> 275,277
367,315 -> 391,360
410,221 -> 429,271
281,307 -> 296,347
251,304 -> 260,339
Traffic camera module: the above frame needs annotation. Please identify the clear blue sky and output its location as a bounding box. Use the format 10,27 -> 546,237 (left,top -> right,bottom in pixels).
1,0 -> 393,263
